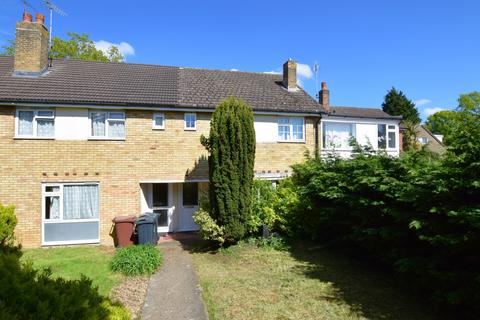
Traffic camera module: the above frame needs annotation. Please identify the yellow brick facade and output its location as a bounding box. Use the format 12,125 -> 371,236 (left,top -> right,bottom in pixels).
0,107 -> 317,247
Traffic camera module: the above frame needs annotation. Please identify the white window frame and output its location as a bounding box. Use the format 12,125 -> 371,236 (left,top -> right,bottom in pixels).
277,117 -> 305,142
378,124 -> 397,150
184,113 -> 197,131
152,113 -> 165,130
89,111 -> 126,140
15,108 -> 55,139
41,182 -> 100,246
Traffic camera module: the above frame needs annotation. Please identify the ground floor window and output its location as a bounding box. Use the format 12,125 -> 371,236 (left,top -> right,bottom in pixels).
183,182 -> 198,206
323,122 -> 355,150
42,183 -> 100,245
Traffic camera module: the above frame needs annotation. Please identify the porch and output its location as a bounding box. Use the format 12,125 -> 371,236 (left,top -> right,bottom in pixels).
140,181 -> 207,234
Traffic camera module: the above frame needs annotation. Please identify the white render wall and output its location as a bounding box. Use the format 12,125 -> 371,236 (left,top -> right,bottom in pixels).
321,115 -> 401,158
254,116 -> 278,142
55,108 -> 90,140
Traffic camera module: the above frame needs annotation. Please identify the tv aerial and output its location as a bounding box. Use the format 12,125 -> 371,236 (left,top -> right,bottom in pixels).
42,0 -> 67,47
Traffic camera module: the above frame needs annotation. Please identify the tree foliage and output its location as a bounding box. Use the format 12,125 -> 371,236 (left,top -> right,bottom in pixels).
382,87 -> 421,124
0,33 -> 123,62
424,110 -> 460,144
201,97 -> 256,243
256,91 -> 480,316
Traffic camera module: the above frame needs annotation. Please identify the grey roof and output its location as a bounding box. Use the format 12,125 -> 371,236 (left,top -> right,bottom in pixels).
0,56 -> 323,114
329,106 -> 402,120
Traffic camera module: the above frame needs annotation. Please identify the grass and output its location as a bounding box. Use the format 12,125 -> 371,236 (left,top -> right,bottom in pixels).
191,241 -> 436,320
22,246 -> 123,296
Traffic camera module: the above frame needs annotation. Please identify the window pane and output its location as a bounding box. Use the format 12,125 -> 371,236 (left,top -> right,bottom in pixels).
278,118 -> 289,125
63,185 -> 99,219
91,113 -> 106,136
278,125 -> 290,140
37,119 -> 55,137
153,209 -> 168,227
44,221 -> 99,243
324,123 -> 353,149
18,111 -> 34,135
378,124 -> 386,149
291,118 -> 304,140
154,115 -> 164,127
46,186 -> 60,193
153,184 -> 168,207
185,114 -> 196,128
45,196 -> 60,219
183,183 -> 198,206
109,112 -> 125,120
37,110 -> 54,117
108,120 -> 125,138
388,125 -> 395,130
388,131 -> 396,148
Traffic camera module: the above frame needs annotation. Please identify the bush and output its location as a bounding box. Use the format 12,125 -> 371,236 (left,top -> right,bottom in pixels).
285,93 -> 480,317
0,203 -> 17,247
0,250 -> 115,320
193,208 -> 225,245
201,97 -> 256,243
110,245 -> 162,276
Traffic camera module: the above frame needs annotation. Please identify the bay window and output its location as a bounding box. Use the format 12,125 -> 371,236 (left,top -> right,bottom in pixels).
42,183 -> 100,245
278,117 -> 304,142
90,111 -> 125,139
323,122 -> 355,149
16,109 -> 55,138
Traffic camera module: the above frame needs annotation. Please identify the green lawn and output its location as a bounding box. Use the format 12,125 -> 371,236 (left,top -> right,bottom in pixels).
22,246 -> 123,296
191,242 -> 436,320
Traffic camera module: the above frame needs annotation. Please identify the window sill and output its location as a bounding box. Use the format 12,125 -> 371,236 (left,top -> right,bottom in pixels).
88,137 -> 125,141
277,140 -> 305,144
14,136 -> 55,140
152,127 -> 165,130
184,128 -> 197,131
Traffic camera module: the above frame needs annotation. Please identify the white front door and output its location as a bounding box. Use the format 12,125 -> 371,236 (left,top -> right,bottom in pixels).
178,183 -> 200,231
150,183 -> 174,233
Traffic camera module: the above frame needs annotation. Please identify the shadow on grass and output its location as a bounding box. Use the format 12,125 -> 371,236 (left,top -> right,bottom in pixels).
287,240 -> 443,320
178,234 -> 443,320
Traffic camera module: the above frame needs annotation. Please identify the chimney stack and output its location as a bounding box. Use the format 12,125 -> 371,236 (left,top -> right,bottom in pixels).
319,82 -> 330,112
13,12 -> 49,76
283,59 -> 297,91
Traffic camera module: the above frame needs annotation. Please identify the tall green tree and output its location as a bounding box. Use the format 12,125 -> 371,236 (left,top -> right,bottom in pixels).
424,110 -> 460,144
0,32 -> 123,62
201,97 -> 256,242
382,87 -> 421,124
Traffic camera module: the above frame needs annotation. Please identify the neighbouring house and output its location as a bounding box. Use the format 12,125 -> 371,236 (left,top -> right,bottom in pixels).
0,13 -> 401,247
399,123 -> 446,154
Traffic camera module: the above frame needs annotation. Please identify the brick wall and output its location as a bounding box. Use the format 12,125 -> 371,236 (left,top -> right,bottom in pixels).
14,21 -> 49,73
0,107 -> 316,247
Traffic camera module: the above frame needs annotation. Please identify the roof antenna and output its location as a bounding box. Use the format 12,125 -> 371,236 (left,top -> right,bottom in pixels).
20,0 -> 39,14
314,61 -> 319,99
42,0 -> 67,48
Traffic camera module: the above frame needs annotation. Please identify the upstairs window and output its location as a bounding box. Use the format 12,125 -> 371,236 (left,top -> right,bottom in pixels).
153,113 -> 165,130
378,124 -> 396,149
278,117 -> 304,142
323,122 -> 355,149
184,113 -> 196,130
16,109 -> 55,138
90,111 -> 125,139
418,137 -> 428,145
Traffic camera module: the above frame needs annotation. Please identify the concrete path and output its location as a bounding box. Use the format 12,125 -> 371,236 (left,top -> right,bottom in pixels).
142,239 -> 208,320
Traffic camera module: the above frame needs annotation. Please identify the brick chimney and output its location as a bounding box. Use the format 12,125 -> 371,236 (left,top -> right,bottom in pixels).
283,59 -> 297,91
13,12 -> 49,76
319,81 -> 330,112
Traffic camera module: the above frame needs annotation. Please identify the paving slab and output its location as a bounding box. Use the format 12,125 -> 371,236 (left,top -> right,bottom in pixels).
142,240 -> 208,320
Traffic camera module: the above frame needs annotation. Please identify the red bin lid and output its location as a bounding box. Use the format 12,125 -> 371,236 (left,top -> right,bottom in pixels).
112,215 -> 137,223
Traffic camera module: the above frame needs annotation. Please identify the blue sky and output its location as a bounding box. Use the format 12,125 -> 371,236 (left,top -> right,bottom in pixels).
1,0 -> 478,120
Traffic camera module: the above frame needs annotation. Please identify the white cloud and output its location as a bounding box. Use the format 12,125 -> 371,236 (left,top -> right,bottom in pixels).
94,40 -> 135,59
414,99 -> 431,107
230,68 -> 239,72
423,107 -> 446,116
296,63 -> 313,79
263,62 -> 314,87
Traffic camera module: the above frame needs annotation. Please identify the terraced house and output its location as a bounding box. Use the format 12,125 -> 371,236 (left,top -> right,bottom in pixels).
0,13 -> 401,247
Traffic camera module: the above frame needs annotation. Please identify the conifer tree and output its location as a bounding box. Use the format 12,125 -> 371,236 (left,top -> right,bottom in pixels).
201,97 -> 256,242
382,87 -> 421,124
